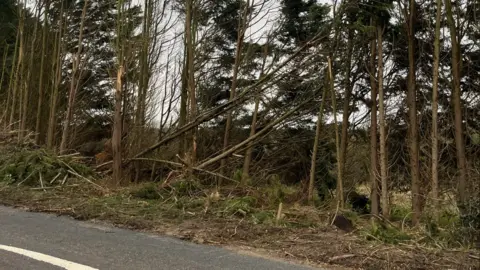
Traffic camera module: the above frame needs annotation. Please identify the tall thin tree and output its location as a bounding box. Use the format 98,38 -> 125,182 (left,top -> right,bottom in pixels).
444,0 -> 468,204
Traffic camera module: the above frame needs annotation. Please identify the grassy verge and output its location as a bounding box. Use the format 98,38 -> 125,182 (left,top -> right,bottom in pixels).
1,181 -> 479,270
0,146 -> 478,269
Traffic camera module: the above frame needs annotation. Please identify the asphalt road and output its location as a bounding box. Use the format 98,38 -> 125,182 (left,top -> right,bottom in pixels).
0,206 -> 317,270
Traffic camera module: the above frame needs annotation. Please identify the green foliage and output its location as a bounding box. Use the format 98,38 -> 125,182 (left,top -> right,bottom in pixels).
264,178 -> 299,205
458,197 -> 480,246
161,179 -> 203,197
131,183 -> 161,200
364,221 -> 411,244
220,196 -> 257,217
252,211 -> 274,225
390,204 -> 412,222
0,147 -> 95,187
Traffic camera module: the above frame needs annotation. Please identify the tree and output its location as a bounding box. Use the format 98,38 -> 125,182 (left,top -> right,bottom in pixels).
59,0 -> 89,153
444,0 -> 468,204
431,0 -> 442,220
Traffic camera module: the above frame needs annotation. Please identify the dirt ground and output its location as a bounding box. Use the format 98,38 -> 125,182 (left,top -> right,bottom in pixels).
0,183 -> 478,270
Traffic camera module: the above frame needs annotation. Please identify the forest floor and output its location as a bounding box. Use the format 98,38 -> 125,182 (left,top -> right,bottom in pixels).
0,180 -> 479,270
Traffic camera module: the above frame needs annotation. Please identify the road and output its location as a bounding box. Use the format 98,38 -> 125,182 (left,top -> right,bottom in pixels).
0,206 -> 317,270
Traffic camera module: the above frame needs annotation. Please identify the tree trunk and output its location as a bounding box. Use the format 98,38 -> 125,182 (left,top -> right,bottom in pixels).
4,29 -> 19,128
35,0 -> 50,145
328,57 -> 344,208
59,0 -> 89,153
377,25 -> 389,219
308,74 -> 328,203
444,0 -> 467,204
185,0 -> 197,170
220,0 -> 249,184
10,6 -> 25,129
406,0 -> 421,225
21,4 -> 41,140
178,56 -> 188,157
339,27 -> 355,196
431,0 -> 442,220
241,44 -> 268,185
1,42 -> 12,127
112,65 -> 124,186
47,4 -> 64,149
369,26 -> 380,216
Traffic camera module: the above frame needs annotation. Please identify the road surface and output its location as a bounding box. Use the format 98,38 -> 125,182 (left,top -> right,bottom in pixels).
0,206 -> 317,270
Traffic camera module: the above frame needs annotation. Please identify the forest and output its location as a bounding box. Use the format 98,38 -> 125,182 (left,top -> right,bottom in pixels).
0,0 -> 479,269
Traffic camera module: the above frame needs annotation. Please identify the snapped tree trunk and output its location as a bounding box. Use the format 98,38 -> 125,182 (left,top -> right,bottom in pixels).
444,0 -> 467,204
112,65 -> 124,186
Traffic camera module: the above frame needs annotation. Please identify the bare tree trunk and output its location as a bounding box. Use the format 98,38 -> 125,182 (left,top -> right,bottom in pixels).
241,44 -> 268,185
112,0 -> 126,186
431,0 -> 442,220
10,6 -> 25,129
21,3 -> 41,140
35,0 -> 50,144
377,25 -> 389,219
339,27 -> 355,196
328,56 -> 344,208
47,5 -> 64,149
112,65 -> 124,186
4,30 -> 19,128
0,43 -> 11,127
406,0 -> 421,224
444,0 -> 467,204
369,26 -> 380,216
178,53 -> 188,157
308,74 -> 328,203
59,0 -> 88,153
220,0 -> 250,183
185,0 -> 197,170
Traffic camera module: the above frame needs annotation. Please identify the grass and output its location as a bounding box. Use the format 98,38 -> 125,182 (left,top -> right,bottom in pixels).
0,181 -> 479,270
